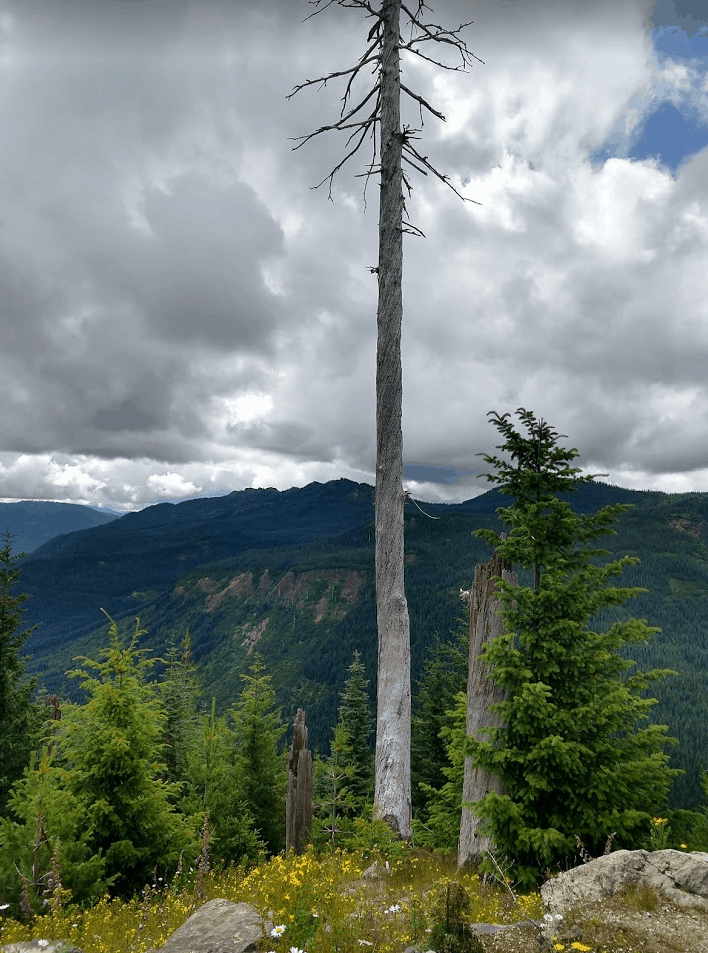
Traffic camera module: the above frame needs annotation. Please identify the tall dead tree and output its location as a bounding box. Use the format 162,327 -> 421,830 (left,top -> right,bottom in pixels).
457,545 -> 516,868
288,0 -> 483,838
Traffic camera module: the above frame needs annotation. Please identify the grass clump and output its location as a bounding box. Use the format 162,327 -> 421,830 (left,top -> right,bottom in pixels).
615,882 -> 660,913
429,881 -> 484,953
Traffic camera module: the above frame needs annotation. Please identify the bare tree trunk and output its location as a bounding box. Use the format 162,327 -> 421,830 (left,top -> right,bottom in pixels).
458,548 -> 516,868
286,708 -> 313,855
289,0 -> 483,844
373,0 -> 411,840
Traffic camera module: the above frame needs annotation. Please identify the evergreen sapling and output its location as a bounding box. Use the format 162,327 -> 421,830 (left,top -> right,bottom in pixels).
465,408 -> 680,887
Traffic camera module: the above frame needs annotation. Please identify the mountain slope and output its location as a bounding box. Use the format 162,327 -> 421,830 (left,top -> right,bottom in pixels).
9,478 -> 708,809
13,480 -> 378,654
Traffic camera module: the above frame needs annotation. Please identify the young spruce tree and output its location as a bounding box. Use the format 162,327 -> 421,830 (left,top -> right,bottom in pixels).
156,628 -> 202,790
411,629 -> 468,819
414,689 -> 468,852
0,529 -> 46,818
465,408 -> 680,887
312,650 -> 376,848
180,696 -> 265,869
336,650 -> 375,811
0,746 -> 108,912
54,611 -> 197,897
227,654 -> 287,855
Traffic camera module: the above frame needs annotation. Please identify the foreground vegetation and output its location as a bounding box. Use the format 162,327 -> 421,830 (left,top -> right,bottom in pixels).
0,844 -> 545,953
2,840 -> 706,953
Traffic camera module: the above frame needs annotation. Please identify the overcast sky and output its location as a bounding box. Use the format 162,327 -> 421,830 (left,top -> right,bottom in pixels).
0,0 -> 707,513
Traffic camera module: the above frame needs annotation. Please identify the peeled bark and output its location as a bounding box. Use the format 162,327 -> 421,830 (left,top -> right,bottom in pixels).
373,0 -> 411,840
286,708 -> 313,854
458,550 -> 516,868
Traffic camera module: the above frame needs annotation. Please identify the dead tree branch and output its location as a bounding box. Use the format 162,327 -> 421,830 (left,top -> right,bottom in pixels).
287,0 -> 483,213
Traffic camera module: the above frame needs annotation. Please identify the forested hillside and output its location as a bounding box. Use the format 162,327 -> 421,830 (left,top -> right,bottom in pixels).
9,477 -> 708,808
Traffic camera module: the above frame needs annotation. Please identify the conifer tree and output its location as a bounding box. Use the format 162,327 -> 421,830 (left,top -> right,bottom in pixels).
411,629 -> 467,817
335,650 -> 375,810
413,690 -> 467,851
227,654 -> 287,854
312,723 -> 358,851
179,697 -> 265,869
53,611 -> 197,897
0,748 -> 108,912
0,529 -> 46,818
311,651 -> 375,846
156,629 -> 202,789
465,408 -> 681,887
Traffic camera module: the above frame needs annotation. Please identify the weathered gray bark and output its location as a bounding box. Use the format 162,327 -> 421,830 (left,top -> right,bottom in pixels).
458,549 -> 516,868
286,708 -> 313,854
373,0 -> 411,840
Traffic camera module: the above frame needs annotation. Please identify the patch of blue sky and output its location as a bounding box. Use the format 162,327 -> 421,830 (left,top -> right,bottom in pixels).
588,21 -> 708,177
404,464 -> 474,485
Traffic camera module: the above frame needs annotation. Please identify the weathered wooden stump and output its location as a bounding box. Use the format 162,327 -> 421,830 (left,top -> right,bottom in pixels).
286,708 -> 313,854
458,546 -> 517,869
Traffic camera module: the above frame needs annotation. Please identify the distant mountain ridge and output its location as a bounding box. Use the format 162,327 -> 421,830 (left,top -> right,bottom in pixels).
1,479 -> 664,556
0,486 -> 243,555
5,477 -> 708,808
0,500 -> 121,555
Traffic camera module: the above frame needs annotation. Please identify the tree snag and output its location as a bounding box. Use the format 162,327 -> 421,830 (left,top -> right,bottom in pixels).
458,545 -> 516,868
288,0 -> 484,839
286,708 -> 314,854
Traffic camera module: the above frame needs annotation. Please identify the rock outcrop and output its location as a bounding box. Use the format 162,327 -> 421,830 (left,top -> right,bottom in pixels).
541,848 -> 708,938
143,899 -> 272,953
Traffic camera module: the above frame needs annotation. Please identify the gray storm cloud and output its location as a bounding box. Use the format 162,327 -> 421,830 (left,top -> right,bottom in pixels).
0,0 -> 707,510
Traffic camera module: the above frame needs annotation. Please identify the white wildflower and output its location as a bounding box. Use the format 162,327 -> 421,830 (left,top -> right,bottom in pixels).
271,925 -> 286,937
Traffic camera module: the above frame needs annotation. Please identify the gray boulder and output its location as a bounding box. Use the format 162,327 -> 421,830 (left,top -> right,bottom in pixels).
361,862 -> 391,881
542,848 -> 708,926
143,899 -> 273,953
